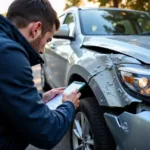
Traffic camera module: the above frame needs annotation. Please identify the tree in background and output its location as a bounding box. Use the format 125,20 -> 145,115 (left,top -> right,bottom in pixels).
88,0 -> 121,7
65,0 -> 84,9
65,0 -> 150,11
121,0 -> 150,11
1,13 -> 6,17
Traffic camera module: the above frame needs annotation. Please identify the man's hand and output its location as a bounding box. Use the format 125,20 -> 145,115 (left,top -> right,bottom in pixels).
43,87 -> 65,103
62,89 -> 81,109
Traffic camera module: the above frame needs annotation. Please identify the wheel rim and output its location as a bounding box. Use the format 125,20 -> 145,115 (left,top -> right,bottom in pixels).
41,67 -> 45,88
72,112 -> 94,150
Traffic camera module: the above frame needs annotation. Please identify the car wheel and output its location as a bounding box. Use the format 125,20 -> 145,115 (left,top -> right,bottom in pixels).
41,66 -> 49,91
71,97 -> 116,150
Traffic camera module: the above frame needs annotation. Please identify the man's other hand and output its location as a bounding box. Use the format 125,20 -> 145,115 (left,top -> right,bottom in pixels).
62,89 -> 81,109
43,87 -> 65,103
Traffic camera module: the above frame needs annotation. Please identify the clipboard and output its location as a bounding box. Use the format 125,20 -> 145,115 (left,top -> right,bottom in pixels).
46,81 -> 85,110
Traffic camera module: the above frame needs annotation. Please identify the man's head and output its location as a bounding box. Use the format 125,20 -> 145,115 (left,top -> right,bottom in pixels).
7,0 -> 60,54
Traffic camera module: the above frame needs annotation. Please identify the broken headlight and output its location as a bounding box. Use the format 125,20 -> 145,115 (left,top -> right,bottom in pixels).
118,66 -> 150,96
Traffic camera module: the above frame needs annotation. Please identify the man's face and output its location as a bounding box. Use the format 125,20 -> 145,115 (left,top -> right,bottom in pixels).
30,25 -> 56,54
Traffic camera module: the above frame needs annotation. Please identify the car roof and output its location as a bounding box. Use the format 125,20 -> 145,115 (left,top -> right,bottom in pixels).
63,6 -> 149,14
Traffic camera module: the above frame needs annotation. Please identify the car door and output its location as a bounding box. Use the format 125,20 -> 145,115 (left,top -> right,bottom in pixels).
45,12 -> 75,88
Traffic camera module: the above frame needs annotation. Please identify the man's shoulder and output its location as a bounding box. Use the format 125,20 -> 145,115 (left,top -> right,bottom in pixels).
0,36 -> 24,49
0,36 -> 32,76
0,36 -> 28,57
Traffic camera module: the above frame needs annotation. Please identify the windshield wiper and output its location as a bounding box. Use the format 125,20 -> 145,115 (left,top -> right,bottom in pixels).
112,33 -> 135,35
141,32 -> 150,35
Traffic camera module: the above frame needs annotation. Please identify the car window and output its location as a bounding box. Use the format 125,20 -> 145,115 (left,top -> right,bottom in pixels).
115,20 -> 135,34
64,13 -> 74,25
138,18 -> 150,33
63,13 -> 75,34
59,14 -> 66,24
79,10 -> 150,35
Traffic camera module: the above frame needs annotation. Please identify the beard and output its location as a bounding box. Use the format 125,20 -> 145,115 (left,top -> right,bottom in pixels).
30,35 -> 42,53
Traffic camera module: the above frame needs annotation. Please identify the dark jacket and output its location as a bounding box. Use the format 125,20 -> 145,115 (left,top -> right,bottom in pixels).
0,15 -> 75,150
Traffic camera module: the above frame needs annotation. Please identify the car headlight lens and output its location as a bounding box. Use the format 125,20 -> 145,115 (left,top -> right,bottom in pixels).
118,66 -> 150,96
138,77 -> 149,88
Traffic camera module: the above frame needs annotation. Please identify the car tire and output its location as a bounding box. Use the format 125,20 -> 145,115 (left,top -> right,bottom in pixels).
71,97 -> 116,150
41,66 -> 49,91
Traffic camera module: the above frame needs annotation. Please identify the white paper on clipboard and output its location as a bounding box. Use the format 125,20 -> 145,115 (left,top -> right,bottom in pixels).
46,82 -> 85,110
46,94 -> 62,110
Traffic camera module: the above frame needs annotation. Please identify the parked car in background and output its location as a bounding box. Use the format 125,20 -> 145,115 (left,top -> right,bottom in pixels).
41,7 -> 150,150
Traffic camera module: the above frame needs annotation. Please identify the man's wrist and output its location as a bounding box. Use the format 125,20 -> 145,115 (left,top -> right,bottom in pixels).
62,99 -> 71,103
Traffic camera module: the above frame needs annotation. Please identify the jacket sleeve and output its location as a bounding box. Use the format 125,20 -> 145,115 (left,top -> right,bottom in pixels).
0,45 -> 75,149
39,92 -> 43,98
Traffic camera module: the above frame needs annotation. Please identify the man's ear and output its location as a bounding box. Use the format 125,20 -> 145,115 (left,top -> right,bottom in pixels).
30,22 -> 42,40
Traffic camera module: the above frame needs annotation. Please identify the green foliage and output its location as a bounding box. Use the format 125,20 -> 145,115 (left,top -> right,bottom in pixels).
1,13 -> 6,17
65,0 -> 150,12
100,0 -> 109,6
121,0 -> 150,11
65,0 -> 83,9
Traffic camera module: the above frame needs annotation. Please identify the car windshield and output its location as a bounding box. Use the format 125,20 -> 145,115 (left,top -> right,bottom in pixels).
79,9 -> 150,35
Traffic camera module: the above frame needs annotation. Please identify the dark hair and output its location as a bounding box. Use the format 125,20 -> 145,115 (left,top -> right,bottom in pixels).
7,0 -> 60,34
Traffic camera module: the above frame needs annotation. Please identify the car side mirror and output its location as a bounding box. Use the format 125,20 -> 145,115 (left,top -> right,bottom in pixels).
54,24 -> 74,40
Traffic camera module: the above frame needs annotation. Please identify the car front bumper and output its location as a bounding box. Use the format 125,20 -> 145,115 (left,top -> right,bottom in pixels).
104,111 -> 150,150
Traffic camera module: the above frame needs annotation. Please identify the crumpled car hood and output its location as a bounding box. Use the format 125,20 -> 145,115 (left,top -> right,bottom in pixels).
83,36 -> 150,64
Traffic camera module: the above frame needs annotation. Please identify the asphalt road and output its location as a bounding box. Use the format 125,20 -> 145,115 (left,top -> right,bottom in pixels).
26,65 -> 71,150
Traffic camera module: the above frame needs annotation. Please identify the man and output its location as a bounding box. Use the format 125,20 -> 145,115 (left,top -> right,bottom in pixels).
0,0 -> 81,149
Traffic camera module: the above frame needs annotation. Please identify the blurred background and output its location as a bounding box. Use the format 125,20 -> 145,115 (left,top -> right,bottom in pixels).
65,0 -> 150,12
0,0 -> 150,17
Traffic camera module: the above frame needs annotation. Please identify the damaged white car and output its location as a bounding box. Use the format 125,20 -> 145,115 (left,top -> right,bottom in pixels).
42,7 -> 150,150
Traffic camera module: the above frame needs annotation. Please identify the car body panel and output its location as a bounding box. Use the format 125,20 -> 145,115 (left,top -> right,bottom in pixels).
86,53 -> 141,107
44,38 -> 74,87
83,36 -> 150,64
66,44 -> 142,107
104,111 -> 150,150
